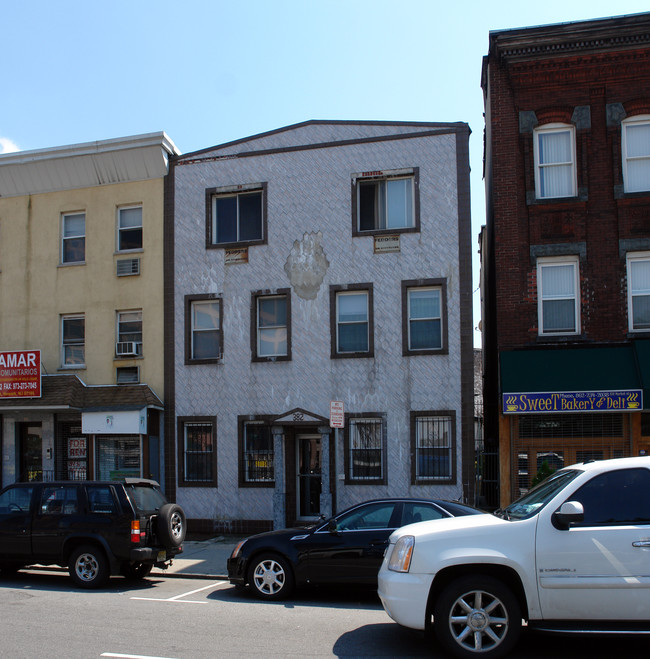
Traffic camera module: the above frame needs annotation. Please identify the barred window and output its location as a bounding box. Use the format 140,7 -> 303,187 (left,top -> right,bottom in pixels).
178,418 -> 217,486
349,418 -> 383,481
414,415 -> 453,481
243,422 -> 274,483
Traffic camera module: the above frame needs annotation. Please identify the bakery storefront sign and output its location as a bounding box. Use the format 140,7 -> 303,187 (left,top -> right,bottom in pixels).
503,389 -> 643,414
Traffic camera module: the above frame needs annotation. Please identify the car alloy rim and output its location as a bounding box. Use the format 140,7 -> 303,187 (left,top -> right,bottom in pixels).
170,512 -> 183,540
253,558 -> 285,595
448,588 -> 509,653
76,553 -> 99,581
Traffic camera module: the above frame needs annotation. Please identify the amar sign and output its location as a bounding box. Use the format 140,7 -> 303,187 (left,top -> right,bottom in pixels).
0,350 -> 41,398
503,389 -> 643,414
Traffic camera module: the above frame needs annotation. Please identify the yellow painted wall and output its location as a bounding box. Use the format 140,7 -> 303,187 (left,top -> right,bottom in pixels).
0,178 -> 165,399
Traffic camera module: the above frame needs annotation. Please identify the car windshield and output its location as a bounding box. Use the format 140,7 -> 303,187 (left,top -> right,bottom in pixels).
498,469 -> 581,520
125,484 -> 167,513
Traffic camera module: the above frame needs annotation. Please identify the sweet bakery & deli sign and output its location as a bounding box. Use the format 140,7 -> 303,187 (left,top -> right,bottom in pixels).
503,389 -> 642,414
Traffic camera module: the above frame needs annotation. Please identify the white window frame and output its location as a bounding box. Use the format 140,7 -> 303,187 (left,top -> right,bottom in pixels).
61,212 -> 86,264
537,256 -> 580,336
117,205 -> 143,252
336,290 -> 369,354
407,286 -> 442,351
116,309 -> 143,356
627,251 -> 650,332
622,115 -> 650,193
191,299 -> 221,360
355,170 -> 416,233
256,294 -> 287,358
61,314 -> 85,367
533,123 -> 577,200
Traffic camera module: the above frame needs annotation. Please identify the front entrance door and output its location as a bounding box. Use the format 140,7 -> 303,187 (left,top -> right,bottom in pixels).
297,434 -> 321,519
18,423 -> 42,481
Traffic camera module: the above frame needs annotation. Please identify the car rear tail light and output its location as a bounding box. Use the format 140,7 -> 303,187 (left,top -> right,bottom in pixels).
131,520 -> 141,543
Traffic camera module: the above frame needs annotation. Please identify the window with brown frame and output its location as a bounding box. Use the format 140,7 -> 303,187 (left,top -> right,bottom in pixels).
177,417 -> 217,487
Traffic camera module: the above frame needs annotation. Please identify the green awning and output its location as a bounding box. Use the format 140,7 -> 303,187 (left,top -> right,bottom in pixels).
501,345 -> 647,412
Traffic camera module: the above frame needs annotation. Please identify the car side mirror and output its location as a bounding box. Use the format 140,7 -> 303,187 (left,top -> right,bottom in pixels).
327,518 -> 339,534
552,500 -> 584,530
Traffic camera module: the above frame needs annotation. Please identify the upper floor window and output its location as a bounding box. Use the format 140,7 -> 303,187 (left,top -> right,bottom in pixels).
352,169 -> 419,235
118,206 -> 143,251
178,417 -> 217,487
330,284 -> 373,358
185,295 -> 222,363
402,279 -> 447,354
412,412 -> 454,483
622,116 -> 650,193
207,184 -> 266,247
537,257 -> 580,335
61,212 -> 85,264
252,290 -> 290,361
533,124 -> 576,199
61,314 -> 85,367
116,309 -> 143,357
627,252 -> 650,332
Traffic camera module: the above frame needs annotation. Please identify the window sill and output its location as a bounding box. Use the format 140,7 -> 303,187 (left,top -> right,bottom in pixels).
404,348 -> 448,357
536,334 -> 585,344
185,358 -> 221,365
58,365 -> 86,372
331,352 -> 374,360
58,262 -> 86,268
114,355 -> 143,361
114,248 -> 144,256
352,227 -> 419,238
206,239 -> 266,250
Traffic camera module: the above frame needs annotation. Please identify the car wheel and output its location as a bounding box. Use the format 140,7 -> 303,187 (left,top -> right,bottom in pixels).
68,545 -> 109,589
156,503 -> 186,549
122,562 -> 153,580
433,575 -> 521,659
248,554 -> 294,600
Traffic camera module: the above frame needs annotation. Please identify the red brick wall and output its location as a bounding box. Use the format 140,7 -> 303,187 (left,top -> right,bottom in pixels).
488,46 -> 650,350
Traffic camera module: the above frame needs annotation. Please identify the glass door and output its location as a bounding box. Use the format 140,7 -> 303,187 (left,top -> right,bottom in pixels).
18,423 -> 42,481
297,435 -> 321,519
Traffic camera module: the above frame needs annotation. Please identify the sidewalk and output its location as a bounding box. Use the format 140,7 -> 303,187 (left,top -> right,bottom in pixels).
152,535 -> 243,580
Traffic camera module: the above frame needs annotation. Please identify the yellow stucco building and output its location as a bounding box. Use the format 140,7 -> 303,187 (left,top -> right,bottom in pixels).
0,133 -> 178,486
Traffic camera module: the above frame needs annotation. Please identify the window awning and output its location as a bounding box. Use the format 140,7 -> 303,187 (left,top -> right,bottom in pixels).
500,344 -> 648,413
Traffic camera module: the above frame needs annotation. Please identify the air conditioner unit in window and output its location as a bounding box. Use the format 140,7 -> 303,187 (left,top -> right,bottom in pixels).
116,258 -> 140,276
116,341 -> 139,356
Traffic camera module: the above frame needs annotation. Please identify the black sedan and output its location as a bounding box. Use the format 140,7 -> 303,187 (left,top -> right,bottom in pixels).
227,497 -> 483,600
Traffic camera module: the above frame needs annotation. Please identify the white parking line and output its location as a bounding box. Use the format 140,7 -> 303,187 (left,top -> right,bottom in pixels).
102,654 -> 179,659
130,580 -> 225,604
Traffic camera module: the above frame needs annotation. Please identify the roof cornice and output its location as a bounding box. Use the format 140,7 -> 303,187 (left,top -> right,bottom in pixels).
0,132 -> 180,198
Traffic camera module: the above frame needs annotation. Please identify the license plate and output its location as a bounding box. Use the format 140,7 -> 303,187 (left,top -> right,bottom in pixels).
157,550 -> 166,562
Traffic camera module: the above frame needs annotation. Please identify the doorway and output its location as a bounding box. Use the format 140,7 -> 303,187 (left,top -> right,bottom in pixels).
18,422 -> 42,481
296,434 -> 321,519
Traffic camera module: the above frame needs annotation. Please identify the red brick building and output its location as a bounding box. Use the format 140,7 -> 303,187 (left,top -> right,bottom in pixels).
481,13 -> 650,507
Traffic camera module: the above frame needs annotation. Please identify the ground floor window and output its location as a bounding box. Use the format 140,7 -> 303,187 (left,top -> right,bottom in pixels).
411,412 -> 455,483
514,413 -> 628,498
346,416 -> 385,483
96,435 -> 140,480
240,420 -> 274,485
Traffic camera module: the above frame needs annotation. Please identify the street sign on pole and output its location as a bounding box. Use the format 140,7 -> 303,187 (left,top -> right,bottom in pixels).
329,400 -> 344,428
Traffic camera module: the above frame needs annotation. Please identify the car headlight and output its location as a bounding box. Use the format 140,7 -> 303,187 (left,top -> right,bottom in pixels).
230,539 -> 247,559
388,535 -> 414,573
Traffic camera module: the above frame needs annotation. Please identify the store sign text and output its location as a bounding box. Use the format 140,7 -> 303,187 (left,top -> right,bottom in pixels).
0,350 -> 41,398
503,390 -> 643,414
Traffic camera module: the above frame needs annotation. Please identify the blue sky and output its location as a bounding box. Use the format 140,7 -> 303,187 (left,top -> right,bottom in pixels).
2,0 -> 649,346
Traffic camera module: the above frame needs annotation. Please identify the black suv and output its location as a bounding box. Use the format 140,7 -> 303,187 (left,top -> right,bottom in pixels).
0,478 -> 185,588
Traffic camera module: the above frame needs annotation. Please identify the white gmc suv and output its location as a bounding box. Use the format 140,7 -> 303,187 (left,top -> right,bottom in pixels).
378,456 -> 650,658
